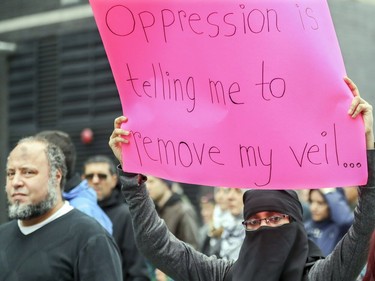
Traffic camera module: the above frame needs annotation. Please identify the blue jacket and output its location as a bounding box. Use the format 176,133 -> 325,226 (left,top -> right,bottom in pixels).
304,189 -> 354,256
63,175 -> 113,234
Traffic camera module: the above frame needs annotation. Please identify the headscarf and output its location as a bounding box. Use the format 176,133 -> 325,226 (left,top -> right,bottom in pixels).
224,190 -> 324,281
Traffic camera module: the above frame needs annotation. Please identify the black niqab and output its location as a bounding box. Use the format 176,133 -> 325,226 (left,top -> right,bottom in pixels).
224,190 -> 324,281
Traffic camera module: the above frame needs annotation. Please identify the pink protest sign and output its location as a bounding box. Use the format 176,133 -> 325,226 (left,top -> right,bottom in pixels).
90,0 -> 367,189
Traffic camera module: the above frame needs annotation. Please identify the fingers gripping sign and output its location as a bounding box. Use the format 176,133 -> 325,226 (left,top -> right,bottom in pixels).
109,116 -> 131,166
345,76 -> 374,149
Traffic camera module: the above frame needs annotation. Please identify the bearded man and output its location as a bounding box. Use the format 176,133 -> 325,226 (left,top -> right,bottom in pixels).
0,136 -> 122,281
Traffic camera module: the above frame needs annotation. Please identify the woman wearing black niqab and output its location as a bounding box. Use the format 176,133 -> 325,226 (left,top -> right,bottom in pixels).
224,190 -> 324,281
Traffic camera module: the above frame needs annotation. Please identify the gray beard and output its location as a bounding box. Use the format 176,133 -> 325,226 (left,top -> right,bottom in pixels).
8,178 -> 59,220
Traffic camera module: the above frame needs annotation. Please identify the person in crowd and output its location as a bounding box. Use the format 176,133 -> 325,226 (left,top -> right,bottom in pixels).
212,187 -> 233,238
82,155 -> 151,281
109,77 -> 374,281
342,186 -> 359,211
362,231 -> 375,281
219,188 -> 245,260
199,193 -> 215,234
145,175 -> 200,281
36,130 -> 112,234
145,175 -> 200,250
197,187 -> 234,257
304,187 -> 354,256
0,136 -> 122,280
296,189 -> 312,222
198,193 -> 221,257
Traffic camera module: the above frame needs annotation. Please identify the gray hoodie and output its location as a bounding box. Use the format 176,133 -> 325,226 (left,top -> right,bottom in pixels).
119,150 -> 375,281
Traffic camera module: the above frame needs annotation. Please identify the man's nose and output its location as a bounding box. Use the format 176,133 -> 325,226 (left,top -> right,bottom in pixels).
11,172 -> 24,188
92,174 -> 101,183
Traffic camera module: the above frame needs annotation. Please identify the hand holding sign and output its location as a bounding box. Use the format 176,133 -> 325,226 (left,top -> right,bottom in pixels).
109,116 -> 129,167
345,77 -> 374,149
92,0 -> 369,189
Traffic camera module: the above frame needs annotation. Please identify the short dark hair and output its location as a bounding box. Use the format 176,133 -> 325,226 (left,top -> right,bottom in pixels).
83,155 -> 117,175
35,130 -> 76,180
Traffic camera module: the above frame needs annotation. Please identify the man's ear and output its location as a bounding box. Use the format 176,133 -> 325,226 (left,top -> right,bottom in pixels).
55,169 -> 63,187
56,170 -> 62,183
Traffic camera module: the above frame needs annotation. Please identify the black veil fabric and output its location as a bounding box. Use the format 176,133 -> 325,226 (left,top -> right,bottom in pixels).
224,190 -> 324,281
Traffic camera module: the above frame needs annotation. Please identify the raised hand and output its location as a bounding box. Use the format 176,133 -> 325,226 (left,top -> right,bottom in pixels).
109,116 -> 130,166
345,77 -> 374,149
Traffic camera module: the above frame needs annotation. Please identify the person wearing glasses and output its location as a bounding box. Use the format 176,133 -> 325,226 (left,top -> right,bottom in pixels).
109,77 -> 375,281
242,213 -> 290,231
82,155 -> 151,281
36,130 -> 113,234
